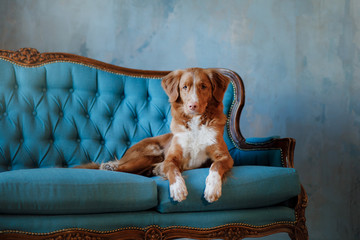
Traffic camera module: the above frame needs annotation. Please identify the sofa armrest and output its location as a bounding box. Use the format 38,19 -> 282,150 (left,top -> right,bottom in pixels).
219,69 -> 296,168
228,135 -> 296,168
244,136 -> 280,145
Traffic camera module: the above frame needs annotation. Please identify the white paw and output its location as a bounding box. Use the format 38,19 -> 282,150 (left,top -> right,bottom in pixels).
204,170 -> 222,203
100,162 -> 118,171
170,175 -> 188,202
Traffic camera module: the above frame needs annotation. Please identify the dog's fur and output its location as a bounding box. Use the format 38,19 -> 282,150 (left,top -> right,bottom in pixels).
78,68 -> 234,203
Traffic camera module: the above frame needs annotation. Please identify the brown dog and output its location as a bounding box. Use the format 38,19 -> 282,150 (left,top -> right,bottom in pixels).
82,68 -> 234,203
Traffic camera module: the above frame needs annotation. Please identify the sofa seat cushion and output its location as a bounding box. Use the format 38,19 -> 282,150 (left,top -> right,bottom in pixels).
0,168 -> 157,214
154,166 -> 300,213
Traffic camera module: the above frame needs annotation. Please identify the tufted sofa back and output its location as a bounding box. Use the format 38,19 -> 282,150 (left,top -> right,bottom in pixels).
0,50 -> 239,172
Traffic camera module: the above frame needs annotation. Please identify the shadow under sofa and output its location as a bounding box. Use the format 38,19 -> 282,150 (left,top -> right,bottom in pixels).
0,48 -> 308,240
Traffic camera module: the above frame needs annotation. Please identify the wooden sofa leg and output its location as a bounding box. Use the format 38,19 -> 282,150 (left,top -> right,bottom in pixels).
289,185 -> 309,240
289,225 -> 309,240
289,226 -> 309,240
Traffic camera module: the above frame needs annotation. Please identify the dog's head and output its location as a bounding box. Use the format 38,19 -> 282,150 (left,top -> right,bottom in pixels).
162,68 -> 230,115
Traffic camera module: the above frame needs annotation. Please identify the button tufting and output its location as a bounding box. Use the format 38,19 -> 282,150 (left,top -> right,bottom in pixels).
3,112 -> 7,117
163,118 -> 167,123
59,111 -> 64,117
110,116 -> 114,121
100,140 -> 105,145
147,97 -> 151,101
85,114 -> 90,119
32,111 -> 37,116
69,88 -> 74,93
49,139 -> 54,144
134,117 -> 138,123
126,141 -> 131,146
42,88 -> 47,92
14,84 -> 18,90
19,138 -> 24,144
95,92 -> 100,97
77,138 -> 81,143
121,95 -> 125,100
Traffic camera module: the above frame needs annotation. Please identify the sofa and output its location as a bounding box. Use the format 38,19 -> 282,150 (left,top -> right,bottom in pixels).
0,48 -> 308,240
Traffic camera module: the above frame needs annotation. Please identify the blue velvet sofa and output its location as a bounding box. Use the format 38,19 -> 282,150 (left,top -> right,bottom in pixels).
0,48 -> 308,240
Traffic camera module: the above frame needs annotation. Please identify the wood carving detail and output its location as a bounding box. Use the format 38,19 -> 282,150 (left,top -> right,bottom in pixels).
208,226 -> 258,239
291,185 -> 309,240
44,232 -> 102,240
145,227 -> 162,240
0,48 -> 65,65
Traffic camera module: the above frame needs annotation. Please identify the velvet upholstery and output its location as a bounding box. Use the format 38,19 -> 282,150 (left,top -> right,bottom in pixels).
0,168 -> 157,214
0,61 -> 172,170
0,207 -> 296,233
155,166 -> 300,213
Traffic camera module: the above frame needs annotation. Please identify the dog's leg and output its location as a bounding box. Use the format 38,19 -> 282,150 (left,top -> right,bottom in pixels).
101,133 -> 172,175
100,155 -> 162,174
166,161 -> 188,202
73,162 -> 100,169
204,143 -> 234,203
161,142 -> 188,202
100,160 -> 120,171
100,143 -> 163,173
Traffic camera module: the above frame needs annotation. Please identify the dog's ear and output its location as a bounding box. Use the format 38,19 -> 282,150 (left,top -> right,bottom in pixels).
162,70 -> 183,102
207,70 -> 230,102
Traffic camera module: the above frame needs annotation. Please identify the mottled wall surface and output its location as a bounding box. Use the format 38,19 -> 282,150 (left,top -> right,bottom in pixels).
0,0 -> 359,239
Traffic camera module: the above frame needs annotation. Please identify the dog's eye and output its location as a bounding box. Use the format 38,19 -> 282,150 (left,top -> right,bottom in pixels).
201,84 -> 207,90
182,86 -> 188,90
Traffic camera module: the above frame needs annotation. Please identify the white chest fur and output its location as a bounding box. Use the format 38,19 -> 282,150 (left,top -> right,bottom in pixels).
174,116 -> 217,170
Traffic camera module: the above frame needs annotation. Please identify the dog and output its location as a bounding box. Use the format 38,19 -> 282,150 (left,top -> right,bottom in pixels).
79,68 -> 234,203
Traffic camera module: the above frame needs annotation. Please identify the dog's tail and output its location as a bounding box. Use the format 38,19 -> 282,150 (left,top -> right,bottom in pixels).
73,162 -> 100,169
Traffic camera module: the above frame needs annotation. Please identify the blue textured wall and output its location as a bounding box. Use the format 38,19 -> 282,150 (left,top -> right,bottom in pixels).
1,0 -> 359,239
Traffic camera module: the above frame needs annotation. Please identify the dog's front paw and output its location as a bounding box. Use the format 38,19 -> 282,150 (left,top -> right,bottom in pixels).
170,175 -> 188,202
204,170 -> 222,203
100,162 -> 118,171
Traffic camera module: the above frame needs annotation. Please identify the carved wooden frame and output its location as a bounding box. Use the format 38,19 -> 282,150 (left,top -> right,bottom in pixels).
0,48 -> 308,240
